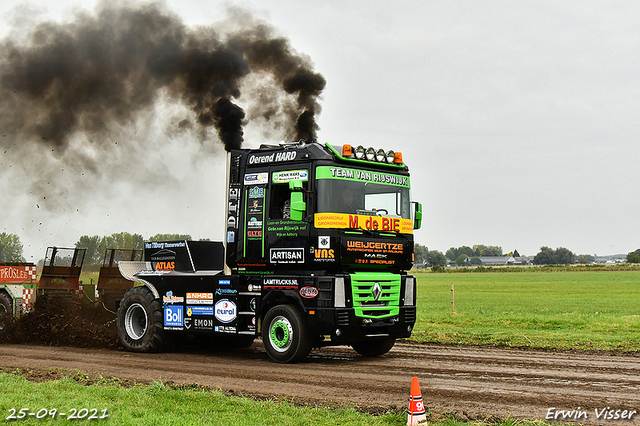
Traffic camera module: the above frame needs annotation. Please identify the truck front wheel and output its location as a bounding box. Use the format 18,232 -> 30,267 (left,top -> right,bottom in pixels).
0,293 -> 13,332
117,286 -> 165,352
262,304 -> 312,363
351,337 -> 396,357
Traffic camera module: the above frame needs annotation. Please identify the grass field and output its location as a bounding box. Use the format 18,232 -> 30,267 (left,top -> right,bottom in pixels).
411,270 -> 640,350
0,371 -> 537,426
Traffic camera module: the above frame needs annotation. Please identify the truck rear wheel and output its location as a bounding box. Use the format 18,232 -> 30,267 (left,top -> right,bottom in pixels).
351,337 -> 396,357
117,286 -> 165,352
262,304 -> 312,363
0,293 -> 13,332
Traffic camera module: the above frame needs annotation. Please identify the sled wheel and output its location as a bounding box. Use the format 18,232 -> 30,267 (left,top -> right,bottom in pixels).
117,286 -> 165,352
262,304 -> 312,363
351,337 -> 396,357
0,293 -> 13,332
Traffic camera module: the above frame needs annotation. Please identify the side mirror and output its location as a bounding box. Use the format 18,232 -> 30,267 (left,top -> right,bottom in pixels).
289,180 -> 306,221
413,201 -> 422,230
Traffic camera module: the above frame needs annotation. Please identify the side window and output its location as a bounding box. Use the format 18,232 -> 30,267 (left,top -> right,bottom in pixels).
269,183 -> 291,220
269,169 -> 309,220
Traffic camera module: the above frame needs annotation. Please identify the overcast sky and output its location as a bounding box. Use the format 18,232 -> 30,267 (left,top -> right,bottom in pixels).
1,0 -> 639,262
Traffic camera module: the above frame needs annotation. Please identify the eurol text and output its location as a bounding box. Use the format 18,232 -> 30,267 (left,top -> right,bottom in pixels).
546,407 -> 637,421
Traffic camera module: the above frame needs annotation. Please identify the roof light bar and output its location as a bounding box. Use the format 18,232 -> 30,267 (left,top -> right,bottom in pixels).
335,143 -> 403,165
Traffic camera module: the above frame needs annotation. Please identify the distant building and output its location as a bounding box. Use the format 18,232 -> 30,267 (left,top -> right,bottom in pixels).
478,256 -> 516,266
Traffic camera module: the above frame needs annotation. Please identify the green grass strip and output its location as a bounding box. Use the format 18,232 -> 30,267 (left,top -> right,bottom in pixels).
412,271 -> 640,350
0,372 -> 557,426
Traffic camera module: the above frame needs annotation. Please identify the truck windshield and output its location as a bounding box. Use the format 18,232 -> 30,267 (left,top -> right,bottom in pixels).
315,167 -> 411,219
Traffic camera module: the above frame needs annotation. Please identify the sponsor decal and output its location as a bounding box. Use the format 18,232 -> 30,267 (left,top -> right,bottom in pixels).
247,151 -> 297,165
150,249 -> 176,261
155,261 -> 175,271
188,306 -> 214,316
187,292 -> 213,300
266,220 -> 308,238
227,230 -> 235,243
316,166 -> 410,188
250,298 -> 256,312
263,278 -> 299,290
248,198 -> 263,214
194,318 -> 214,329
0,265 -> 37,282
314,248 -> 335,262
299,286 -> 319,299
247,284 -> 261,292
184,317 -> 192,329
318,236 -> 330,249
269,248 -> 304,264
214,325 -> 237,333
248,186 -> 264,198
219,279 -> 231,286
150,248 -> 177,271
346,240 -> 404,253
272,170 -> 308,183
215,288 -> 237,296
314,213 -> 414,234
247,230 -> 262,237
145,241 -> 187,250
215,299 -> 237,323
244,173 -> 268,185
248,217 -> 263,228
263,278 -> 298,286
163,291 -> 184,304
345,239 -> 403,265
164,305 -> 183,328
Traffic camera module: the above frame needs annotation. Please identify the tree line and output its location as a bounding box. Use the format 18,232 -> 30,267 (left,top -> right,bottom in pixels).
2,231 -> 640,266
0,232 -> 194,265
414,244 -> 638,267
76,232 -> 196,266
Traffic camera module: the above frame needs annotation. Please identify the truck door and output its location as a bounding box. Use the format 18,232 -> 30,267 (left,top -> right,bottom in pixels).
265,167 -> 310,268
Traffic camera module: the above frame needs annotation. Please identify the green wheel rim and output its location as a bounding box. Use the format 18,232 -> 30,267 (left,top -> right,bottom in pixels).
269,315 -> 293,353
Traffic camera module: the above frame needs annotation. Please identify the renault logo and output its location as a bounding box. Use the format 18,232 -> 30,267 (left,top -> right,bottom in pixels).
372,282 -> 382,302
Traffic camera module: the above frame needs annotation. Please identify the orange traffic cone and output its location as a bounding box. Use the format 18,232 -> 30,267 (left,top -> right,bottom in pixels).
407,376 -> 427,425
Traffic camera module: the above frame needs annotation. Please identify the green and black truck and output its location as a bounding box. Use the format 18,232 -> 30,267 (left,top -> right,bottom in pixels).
117,140 -> 422,362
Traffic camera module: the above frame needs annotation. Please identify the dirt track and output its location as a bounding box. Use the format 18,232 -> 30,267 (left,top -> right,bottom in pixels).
1,341 -> 639,424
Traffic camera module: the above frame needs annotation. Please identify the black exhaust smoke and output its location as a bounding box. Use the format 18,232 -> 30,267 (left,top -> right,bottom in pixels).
0,3 -> 326,152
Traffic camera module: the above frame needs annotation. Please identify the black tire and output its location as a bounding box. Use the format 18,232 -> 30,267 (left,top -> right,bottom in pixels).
0,293 -> 13,333
351,337 -> 396,357
262,304 -> 312,363
117,286 -> 165,352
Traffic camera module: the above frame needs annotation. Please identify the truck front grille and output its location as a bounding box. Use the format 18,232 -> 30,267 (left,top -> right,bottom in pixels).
350,273 -> 401,319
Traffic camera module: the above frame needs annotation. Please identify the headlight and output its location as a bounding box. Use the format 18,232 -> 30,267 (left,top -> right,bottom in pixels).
355,145 -> 366,160
365,147 -> 376,161
386,150 -> 395,163
375,148 -> 385,162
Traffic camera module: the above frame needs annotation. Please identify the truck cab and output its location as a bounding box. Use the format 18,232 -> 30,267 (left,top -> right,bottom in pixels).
117,141 -> 422,363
